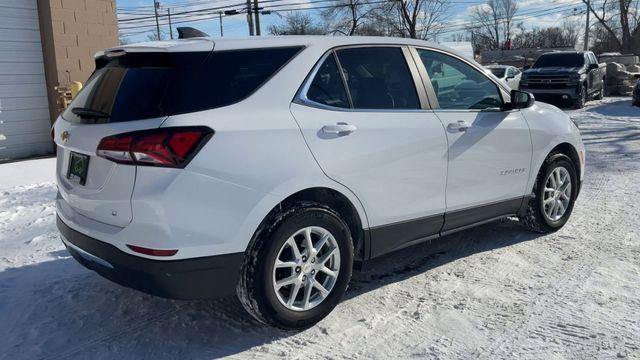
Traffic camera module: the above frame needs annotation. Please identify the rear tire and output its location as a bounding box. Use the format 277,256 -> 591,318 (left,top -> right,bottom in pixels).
236,202 -> 353,330
521,153 -> 578,233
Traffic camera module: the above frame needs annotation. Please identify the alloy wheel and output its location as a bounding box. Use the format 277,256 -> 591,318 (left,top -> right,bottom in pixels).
543,166 -> 572,221
272,226 -> 341,311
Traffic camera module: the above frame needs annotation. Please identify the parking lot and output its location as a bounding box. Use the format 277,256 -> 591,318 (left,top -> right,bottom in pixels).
0,97 -> 639,359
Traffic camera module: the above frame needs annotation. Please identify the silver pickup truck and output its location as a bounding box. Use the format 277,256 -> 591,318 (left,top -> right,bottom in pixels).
520,51 -> 606,108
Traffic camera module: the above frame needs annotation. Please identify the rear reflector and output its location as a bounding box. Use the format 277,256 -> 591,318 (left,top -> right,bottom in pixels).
97,126 -> 213,167
127,244 -> 178,257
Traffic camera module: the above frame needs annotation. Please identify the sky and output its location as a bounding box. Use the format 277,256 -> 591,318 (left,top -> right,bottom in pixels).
116,0 -> 589,44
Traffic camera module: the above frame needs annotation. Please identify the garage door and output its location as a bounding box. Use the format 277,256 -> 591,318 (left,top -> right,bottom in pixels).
0,0 -> 53,161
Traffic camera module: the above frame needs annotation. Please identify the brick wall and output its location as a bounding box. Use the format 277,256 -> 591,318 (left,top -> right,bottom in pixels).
37,0 -> 119,123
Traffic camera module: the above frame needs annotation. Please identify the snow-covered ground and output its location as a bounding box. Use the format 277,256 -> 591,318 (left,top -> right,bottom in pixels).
1,97 -> 639,359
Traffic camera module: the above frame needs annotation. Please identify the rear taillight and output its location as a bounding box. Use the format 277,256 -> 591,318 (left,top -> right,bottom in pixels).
97,127 -> 213,167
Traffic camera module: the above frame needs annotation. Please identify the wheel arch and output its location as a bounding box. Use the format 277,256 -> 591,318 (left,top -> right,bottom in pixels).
532,142 -> 582,196
551,143 -> 580,169
281,188 -> 366,260
246,186 -> 369,262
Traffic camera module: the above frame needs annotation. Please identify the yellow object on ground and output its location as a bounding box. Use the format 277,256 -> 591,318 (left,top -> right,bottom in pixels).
70,81 -> 83,99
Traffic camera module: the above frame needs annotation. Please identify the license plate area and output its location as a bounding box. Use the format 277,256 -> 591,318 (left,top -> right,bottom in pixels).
67,152 -> 90,186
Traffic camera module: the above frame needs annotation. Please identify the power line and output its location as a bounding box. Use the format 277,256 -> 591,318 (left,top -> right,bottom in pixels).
119,1 -> 247,22
118,0 -> 598,37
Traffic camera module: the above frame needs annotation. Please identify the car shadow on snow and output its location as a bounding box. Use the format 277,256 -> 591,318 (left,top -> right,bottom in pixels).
349,218 -> 540,294
0,219 -> 543,359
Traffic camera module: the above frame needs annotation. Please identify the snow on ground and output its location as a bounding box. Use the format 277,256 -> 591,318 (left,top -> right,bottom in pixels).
0,98 -> 639,359
0,157 -> 55,191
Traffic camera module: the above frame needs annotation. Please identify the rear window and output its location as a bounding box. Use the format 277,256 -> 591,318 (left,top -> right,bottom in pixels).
533,53 -> 584,68
63,47 -> 303,123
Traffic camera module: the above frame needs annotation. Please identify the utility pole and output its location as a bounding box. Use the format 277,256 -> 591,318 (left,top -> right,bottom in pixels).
167,8 -> 174,39
253,0 -> 261,35
153,0 -> 161,40
218,12 -> 224,36
246,0 -> 254,36
584,0 -> 590,50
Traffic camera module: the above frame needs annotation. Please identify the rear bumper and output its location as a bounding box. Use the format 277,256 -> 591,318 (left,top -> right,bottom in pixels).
57,216 -> 244,300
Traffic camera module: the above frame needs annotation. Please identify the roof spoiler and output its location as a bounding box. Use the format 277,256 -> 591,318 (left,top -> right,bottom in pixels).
177,27 -> 209,39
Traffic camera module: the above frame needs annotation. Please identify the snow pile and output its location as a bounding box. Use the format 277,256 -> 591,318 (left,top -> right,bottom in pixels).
0,98 -> 639,358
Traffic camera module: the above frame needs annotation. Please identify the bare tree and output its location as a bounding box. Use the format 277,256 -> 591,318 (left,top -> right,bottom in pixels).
512,22 -> 579,49
451,32 -> 470,42
591,23 -> 621,53
500,0 -> 518,45
356,9 -> 402,36
268,13 -> 326,35
365,0 -> 449,39
145,30 -> 167,41
118,34 -> 133,45
396,0 -> 449,39
321,0 -> 380,35
469,0 -> 519,51
582,0 -> 640,53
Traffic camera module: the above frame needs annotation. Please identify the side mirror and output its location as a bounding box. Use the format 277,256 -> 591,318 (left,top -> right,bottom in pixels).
588,63 -> 599,71
506,90 -> 535,109
523,65 -> 531,70
634,74 -> 640,79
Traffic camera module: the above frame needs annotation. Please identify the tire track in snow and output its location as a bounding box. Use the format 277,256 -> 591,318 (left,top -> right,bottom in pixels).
478,155 -> 639,357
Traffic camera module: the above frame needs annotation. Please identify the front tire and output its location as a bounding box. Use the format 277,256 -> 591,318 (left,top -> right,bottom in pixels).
521,153 -> 578,233
237,202 -> 353,329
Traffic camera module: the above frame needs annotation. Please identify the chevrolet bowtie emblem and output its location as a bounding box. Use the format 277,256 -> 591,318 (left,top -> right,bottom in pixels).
61,131 -> 70,142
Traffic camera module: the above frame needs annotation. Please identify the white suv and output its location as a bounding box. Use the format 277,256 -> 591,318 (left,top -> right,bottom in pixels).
54,36 -> 585,329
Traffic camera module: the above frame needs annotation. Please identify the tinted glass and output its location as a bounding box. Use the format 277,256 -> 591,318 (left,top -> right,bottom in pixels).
306,54 -> 350,108
63,47 -> 302,123
488,68 -> 506,78
335,47 -> 420,109
533,53 -> 584,68
418,49 -> 503,110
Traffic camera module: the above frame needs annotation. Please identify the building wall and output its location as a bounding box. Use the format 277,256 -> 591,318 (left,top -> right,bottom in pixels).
0,0 -> 53,161
38,0 -> 119,125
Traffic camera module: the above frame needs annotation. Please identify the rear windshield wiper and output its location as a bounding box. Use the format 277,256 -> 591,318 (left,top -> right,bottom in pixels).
71,107 -> 111,119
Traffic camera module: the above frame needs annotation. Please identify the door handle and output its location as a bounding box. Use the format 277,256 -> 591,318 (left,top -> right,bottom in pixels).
447,121 -> 471,132
322,122 -> 357,136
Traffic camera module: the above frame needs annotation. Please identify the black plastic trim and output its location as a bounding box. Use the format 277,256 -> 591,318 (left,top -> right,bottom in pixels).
441,197 -> 523,233
57,216 -> 243,300
368,214 -> 444,258
365,197 -> 525,259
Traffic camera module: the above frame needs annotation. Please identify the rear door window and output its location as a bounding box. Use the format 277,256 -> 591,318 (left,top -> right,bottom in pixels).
306,54 -> 350,108
63,47 -> 303,123
334,47 -> 420,110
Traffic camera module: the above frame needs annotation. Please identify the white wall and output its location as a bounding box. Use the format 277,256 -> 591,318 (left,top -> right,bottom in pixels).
0,0 -> 53,161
